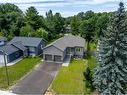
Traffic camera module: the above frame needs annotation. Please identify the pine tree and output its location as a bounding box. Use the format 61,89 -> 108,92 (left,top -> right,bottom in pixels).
93,2 -> 127,95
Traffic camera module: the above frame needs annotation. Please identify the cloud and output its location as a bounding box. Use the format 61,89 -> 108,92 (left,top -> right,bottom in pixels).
1,0 -> 127,17
0,0 -> 65,3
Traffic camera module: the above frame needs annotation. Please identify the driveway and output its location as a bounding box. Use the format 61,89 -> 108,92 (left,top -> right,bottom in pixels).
11,62 -> 61,95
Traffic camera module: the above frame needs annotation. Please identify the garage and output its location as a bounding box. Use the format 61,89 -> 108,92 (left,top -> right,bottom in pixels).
45,54 -> 52,61
54,55 -> 62,62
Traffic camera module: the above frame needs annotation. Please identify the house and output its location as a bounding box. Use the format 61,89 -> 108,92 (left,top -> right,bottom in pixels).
0,37 -> 7,46
0,44 -> 26,64
9,37 -> 47,56
0,37 -> 47,65
65,25 -> 71,33
43,35 -> 86,63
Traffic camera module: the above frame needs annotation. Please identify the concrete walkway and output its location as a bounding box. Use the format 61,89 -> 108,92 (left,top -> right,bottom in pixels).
11,63 -> 61,95
62,55 -> 71,67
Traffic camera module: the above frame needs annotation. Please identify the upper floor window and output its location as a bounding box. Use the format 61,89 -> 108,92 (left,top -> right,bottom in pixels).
29,47 -> 35,52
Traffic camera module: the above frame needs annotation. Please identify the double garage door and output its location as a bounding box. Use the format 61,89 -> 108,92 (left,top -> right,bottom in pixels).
45,54 -> 62,62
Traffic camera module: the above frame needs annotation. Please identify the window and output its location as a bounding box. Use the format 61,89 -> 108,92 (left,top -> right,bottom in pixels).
29,47 -> 35,52
76,48 -> 81,52
41,45 -> 43,49
15,52 -> 20,57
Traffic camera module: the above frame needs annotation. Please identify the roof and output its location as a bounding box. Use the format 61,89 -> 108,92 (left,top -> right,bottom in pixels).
9,37 -> 46,47
0,37 -> 7,41
43,35 -> 85,51
0,45 -> 19,55
11,41 -> 27,51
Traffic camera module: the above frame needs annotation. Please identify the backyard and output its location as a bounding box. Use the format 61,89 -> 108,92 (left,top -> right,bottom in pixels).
0,57 -> 41,89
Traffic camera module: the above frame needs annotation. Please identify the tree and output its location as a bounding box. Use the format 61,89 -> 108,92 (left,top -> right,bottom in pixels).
32,28 -> 48,40
84,67 -> 93,89
25,6 -> 44,30
84,10 -> 94,20
45,11 -> 64,39
80,18 -> 95,51
0,3 -> 24,37
45,10 -> 54,32
54,13 -> 64,34
93,2 -> 127,95
71,16 -> 80,35
96,13 -> 111,38
20,24 -> 34,36
77,12 -> 85,21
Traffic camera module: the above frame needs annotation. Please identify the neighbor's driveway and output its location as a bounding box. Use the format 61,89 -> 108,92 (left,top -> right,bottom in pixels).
11,62 -> 61,95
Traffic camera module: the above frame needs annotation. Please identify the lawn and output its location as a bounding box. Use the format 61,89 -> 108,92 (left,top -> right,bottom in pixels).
51,59 -> 88,94
51,57 -> 97,94
88,56 -> 97,70
0,57 -> 41,89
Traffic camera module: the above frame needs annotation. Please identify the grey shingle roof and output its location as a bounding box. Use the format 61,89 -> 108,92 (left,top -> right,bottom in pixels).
0,45 -> 19,55
11,41 -> 27,51
9,37 -> 45,47
44,35 -> 86,51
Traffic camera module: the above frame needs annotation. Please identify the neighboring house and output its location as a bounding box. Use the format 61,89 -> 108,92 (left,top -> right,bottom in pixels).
0,37 -> 7,46
9,37 -> 47,56
65,25 -> 71,33
0,37 -> 47,65
0,44 -> 25,64
43,35 -> 86,63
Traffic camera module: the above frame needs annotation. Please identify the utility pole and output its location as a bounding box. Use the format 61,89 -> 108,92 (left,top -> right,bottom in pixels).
3,50 -> 9,86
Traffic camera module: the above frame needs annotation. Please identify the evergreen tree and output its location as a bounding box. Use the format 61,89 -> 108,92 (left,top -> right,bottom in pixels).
54,13 -> 64,34
25,6 -> 44,30
93,2 -> 127,95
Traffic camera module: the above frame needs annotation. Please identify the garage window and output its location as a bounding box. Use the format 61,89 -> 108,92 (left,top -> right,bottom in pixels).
54,55 -> 62,62
45,54 -> 52,61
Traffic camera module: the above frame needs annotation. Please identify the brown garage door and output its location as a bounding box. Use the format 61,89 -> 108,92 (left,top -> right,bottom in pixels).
54,55 -> 62,62
45,54 -> 52,61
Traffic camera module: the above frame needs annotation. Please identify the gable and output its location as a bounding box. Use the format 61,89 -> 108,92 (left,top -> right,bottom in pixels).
9,37 -> 47,47
43,45 -> 63,56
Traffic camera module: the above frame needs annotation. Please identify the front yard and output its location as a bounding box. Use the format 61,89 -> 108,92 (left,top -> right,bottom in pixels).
0,57 -> 41,89
51,59 -> 86,94
51,57 -> 96,94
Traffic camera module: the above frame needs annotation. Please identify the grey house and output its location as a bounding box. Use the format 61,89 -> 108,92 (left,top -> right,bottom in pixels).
9,37 -> 47,56
43,35 -> 86,63
0,37 -> 47,64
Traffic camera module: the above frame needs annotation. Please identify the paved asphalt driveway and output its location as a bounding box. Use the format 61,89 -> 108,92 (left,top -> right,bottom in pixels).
11,62 -> 61,95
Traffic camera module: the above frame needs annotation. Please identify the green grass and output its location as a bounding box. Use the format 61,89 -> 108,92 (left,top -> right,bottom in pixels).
0,57 -> 41,89
88,56 -> 97,70
89,42 -> 97,51
51,59 -> 88,94
51,56 -> 97,94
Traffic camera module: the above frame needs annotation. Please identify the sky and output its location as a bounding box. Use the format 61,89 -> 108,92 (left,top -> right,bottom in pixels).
0,0 -> 127,17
